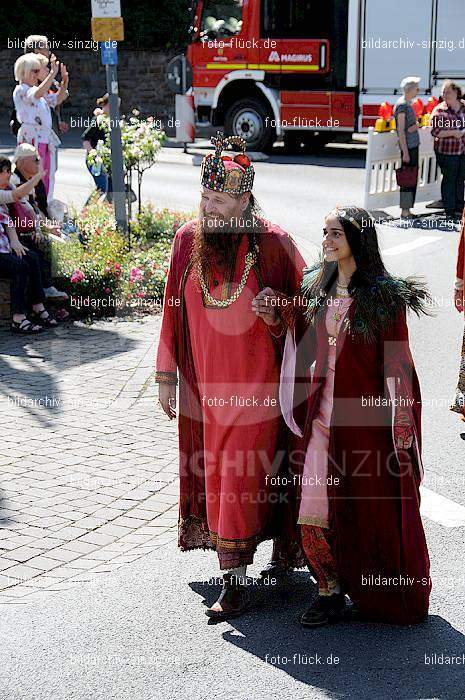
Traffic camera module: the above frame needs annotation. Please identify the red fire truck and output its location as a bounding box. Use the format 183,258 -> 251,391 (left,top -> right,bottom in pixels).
179,0 -> 465,151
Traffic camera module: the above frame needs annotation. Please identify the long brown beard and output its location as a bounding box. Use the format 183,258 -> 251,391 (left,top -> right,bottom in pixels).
192,208 -> 262,273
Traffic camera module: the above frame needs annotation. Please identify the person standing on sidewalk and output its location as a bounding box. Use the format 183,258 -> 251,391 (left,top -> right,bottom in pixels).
431,80 -> 465,221
451,209 -> 465,428
155,133 -> 306,621
23,34 -> 70,201
81,94 -> 115,198
13,53 -> 68,199
395,76 -> 421,219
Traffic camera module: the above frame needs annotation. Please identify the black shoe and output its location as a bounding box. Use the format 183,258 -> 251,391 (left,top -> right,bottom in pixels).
259,560 -> 293,580
300,593 -> 347,628
205,573 -> 252,621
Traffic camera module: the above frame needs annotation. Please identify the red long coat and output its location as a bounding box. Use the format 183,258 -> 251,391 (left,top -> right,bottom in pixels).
290,294 -> 431,624
156,219 -> 307,568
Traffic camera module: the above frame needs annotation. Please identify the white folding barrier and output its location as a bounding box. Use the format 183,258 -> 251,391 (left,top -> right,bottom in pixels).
363,127 -> 441,211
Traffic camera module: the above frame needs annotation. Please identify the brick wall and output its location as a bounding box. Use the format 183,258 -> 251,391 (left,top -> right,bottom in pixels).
0,48 -> 178,134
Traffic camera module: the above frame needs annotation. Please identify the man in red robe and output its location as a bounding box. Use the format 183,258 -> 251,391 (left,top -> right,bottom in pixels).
155,133 -> 306,620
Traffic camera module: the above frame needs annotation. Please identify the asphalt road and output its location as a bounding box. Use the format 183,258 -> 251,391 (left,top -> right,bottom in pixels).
1,133 -> 464,700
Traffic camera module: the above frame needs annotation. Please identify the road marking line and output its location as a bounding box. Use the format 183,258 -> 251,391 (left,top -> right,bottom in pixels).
420,486 -> 465,527
382,236 -> 441,256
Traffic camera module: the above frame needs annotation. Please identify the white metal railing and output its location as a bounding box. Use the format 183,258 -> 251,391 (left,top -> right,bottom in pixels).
363,127 -> 441,211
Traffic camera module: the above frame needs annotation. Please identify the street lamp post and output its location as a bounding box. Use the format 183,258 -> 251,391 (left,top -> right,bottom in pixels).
104,60 -> 127,234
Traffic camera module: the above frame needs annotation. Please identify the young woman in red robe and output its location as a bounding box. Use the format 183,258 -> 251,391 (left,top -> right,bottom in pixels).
451,209 -> 465,425
255,205 -> 432,626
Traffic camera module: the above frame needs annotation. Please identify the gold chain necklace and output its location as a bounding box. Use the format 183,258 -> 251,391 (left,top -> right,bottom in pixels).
197,244 -> 259,308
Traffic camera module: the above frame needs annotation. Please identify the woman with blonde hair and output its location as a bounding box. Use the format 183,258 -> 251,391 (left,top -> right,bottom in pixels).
13,53 -> 68,197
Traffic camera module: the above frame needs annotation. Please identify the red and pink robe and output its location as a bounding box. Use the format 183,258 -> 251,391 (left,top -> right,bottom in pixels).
156,219 -> 307,569
279,282 -> 431,625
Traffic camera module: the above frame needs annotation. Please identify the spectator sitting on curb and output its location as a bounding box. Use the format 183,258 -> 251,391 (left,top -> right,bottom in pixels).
13,143 -> 56,227
0,153 -> 68,304
0,153 -> 46,205
0,203 -> 58,333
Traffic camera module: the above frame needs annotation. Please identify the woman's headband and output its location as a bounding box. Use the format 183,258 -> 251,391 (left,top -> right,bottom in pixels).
332,208 -> 363,231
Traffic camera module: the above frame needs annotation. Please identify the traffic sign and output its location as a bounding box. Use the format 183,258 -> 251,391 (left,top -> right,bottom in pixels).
100,41 -> 118,65
91,17 -> 124,42
91,0 -> 121,17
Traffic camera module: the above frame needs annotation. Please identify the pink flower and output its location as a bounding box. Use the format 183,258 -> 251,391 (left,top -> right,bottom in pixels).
137,291 -> 146,298
104,288 -> 110,294
129,267 -> 144,282
71,269 -> 85,283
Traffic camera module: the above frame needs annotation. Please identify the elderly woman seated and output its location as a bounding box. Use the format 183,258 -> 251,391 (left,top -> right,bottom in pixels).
0,151 -> 67,303
0,203 -> 57,333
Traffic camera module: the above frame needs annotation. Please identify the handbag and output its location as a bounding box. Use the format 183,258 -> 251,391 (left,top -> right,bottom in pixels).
396,165 -> 418,188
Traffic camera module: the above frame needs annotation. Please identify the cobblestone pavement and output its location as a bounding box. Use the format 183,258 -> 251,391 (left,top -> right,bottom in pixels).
0,315 -> 179,604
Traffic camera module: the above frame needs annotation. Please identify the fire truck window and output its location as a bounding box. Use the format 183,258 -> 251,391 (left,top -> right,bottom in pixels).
200,1 -> 243,40
261,0 -> 330,38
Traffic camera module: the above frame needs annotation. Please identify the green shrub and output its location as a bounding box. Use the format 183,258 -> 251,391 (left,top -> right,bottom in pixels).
51,198 -> 187,318
131,204 -> 193,243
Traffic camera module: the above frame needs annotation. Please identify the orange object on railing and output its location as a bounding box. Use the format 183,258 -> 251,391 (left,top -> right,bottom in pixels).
412,98 -> 424,119
378,101 -> 393,120
426,96 -> 440,113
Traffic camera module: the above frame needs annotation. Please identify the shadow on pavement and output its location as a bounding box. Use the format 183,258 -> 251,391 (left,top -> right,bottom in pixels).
0,322 -> 137,428
190,573 -> 465,700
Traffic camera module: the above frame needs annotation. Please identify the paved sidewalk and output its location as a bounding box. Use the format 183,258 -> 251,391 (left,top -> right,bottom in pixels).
0,315 -> 179,604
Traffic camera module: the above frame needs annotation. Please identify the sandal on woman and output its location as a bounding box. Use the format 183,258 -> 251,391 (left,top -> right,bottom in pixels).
11,318 -> 43,334
31,310 -> 58,328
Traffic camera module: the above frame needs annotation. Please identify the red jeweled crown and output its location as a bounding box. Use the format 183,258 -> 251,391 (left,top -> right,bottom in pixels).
200,132 -> 255,195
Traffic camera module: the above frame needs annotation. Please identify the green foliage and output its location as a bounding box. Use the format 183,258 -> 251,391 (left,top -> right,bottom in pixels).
51,197 -> 185,318
86,113 -> 166,176
130,204 -> 193,243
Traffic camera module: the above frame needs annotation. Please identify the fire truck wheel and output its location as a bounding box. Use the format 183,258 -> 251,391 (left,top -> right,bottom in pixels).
224,98 -> 275,153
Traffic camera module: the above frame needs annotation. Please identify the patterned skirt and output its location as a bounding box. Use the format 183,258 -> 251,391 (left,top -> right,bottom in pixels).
451,325 -> 465,419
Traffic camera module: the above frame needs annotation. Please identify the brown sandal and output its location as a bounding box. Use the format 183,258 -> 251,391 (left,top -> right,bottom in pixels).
205,573 -> 252,620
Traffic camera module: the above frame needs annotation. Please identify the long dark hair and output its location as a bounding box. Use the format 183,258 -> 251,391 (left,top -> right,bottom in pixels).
306,206 -> 386,300
302,206 -> 431,338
